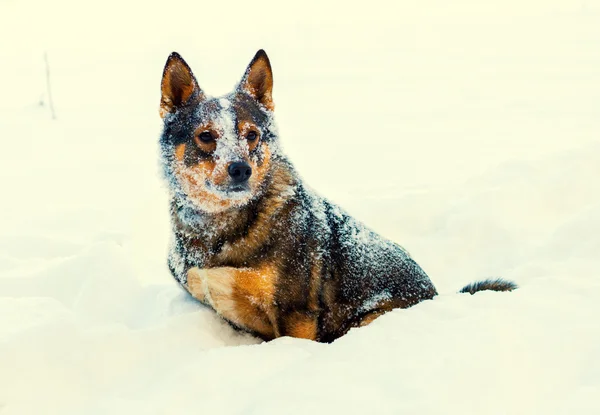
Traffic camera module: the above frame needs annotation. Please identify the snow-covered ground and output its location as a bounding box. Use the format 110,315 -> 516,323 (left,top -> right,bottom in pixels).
1,0 -> 599,413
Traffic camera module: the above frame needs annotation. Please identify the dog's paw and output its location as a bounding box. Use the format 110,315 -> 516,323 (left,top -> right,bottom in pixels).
186,267 -> 237,312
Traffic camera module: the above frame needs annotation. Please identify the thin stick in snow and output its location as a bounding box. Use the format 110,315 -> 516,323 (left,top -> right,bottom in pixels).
44,52 -> 56,120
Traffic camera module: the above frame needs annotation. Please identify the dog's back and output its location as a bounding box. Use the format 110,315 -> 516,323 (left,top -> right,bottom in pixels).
251,167 -> 438,341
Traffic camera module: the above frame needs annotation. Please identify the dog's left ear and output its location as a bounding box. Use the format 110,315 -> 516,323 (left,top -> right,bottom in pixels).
238,50 -> 274,111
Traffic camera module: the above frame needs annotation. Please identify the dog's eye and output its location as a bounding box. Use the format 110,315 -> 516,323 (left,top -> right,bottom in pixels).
246,131 -> 258,141
198,131 -> 214,143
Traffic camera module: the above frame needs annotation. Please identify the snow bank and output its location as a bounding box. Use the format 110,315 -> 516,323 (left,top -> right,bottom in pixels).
1,0 -> 599,413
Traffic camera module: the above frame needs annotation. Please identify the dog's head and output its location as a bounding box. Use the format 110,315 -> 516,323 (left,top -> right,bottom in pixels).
159,50 -> 279,213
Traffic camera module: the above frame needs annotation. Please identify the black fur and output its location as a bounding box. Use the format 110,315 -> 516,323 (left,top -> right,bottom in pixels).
459,278 -> 518,295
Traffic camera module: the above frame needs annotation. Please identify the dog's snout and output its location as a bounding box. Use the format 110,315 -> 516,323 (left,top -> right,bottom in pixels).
228,162 -> 252,183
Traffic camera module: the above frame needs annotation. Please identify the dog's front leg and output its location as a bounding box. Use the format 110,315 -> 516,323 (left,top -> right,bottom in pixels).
186,266 -> 280,340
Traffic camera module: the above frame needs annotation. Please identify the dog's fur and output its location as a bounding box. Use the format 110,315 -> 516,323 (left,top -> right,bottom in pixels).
159,50 -> 516,342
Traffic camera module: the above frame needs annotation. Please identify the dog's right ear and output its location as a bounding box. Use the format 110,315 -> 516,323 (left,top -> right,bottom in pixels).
160,52 -> 204,118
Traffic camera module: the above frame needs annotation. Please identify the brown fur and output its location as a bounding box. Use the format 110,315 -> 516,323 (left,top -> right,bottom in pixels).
160,53 -> 204,118
283,313 -> 318,340
358,311 -> 386,327
237,121 -> 261,152
171,124 -> 273,213
187,265 -> 279,338
173,143 -> 233,212
193,123 -> 218,153
240,52 -> 274,111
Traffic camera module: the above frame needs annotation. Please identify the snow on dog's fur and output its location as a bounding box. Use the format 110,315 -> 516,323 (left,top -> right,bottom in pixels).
159,50 -> 516,342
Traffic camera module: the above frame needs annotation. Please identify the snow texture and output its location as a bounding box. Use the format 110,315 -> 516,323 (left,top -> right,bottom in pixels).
1,0 -> 600,413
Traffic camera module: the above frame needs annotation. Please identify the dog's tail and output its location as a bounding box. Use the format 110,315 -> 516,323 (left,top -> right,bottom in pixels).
459,278 -> 518,295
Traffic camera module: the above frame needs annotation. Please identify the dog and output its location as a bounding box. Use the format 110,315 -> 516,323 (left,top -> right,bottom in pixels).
159,50 -> 517,342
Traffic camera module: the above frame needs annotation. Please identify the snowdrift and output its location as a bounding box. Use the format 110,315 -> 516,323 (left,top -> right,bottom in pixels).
1,0 -> 599,413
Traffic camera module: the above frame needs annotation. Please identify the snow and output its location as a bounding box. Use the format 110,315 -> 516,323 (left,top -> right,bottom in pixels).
219,98 -> 231,110
1,0 -> 600,413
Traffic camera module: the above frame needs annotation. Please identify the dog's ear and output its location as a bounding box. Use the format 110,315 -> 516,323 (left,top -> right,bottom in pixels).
238,50 -> 274,111
160,52 -> 204,118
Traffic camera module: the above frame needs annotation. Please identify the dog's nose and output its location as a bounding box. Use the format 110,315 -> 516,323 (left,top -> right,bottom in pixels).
228,162 -> 252,183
